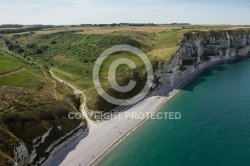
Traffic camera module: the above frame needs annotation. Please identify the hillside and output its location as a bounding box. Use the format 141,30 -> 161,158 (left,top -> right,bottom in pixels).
0,51 -> 85,166
1,26 -> 250,112
0,26 -> 188,112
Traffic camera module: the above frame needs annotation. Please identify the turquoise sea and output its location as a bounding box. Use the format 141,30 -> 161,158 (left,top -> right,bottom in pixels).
100,58 -> 250,166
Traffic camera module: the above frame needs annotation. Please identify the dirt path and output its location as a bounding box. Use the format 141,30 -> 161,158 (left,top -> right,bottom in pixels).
49,70 -> 95,126
49,70 -> 83,95
0,67 -> 26,78
4,50 -> 61,99
3,49 -> 94,125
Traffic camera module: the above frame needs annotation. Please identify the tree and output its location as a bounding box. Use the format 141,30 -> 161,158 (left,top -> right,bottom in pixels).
7,44 -> 15,50
26,43 -> 36,49
36,49 -> 43,54
50,40 -> 57,44
4,39 -> 11,46
17,48 -> 24,54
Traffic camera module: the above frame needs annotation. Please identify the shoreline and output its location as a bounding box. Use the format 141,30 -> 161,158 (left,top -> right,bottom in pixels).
93,57 -> 234,166
92,92 -> 171,166
48,57 -> 235,166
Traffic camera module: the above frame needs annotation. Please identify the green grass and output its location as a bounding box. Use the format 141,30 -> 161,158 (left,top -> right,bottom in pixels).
148,29 -> 184,62
42,31 -> 155,91
27,66 -> 46,77
0,48 -> 85,165
0,51 -> 26,74
4,26 -> 250,111
51,67 -> 93,90
51,67 -> 82,81
155,29 -> 184,49
0,51 -> 45,90
0,69 -> 43,90
3,29 -> 181,111
99,52 -> 146,86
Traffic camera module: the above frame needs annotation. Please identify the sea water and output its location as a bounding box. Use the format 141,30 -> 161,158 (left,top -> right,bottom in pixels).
100,58 -> 250,166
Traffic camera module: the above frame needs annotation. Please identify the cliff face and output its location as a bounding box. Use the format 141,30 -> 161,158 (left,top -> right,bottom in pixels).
157,31 -> 250,85
10,122 -> 85,166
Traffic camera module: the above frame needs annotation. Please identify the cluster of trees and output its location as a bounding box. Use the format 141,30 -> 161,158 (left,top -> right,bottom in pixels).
25,43 -> 49,55
0,24 -> 23,28
4,37 -> 49,57
4,31 -> 153,83
167,23 -> 191,25
0,25 -> 53,34
70,23 -> 191,27
12,32 -> 35,38
98,35 -> 143,49
70,23 -> 158,27
4,39 -> 24,54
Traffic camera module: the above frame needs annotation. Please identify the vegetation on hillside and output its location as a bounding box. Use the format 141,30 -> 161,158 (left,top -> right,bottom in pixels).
184,29 -> 250,41
0,29 -> 167,111
0,24 -> 23,28
0,26 -> 53,34
2,26 -> 249,112
0,51 -> 84,165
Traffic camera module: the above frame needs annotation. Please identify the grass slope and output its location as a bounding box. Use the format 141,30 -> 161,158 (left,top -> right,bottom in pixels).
0,26 -> 201,111
0,52 -> 25,74
0,51 -> 84,165
3,25 -> 249,111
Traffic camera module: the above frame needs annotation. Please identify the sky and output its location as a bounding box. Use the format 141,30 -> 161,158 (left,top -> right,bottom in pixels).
0,0 -> 249,25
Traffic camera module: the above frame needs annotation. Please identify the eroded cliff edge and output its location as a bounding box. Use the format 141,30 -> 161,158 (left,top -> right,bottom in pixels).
156,30 -> 250,85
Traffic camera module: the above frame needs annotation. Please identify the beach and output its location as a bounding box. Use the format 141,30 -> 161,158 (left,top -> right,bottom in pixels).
48,57 -> 233,166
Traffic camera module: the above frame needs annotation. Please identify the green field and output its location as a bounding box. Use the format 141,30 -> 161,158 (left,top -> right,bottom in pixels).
0,69 -> 43,90
0,52 -> 26,74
